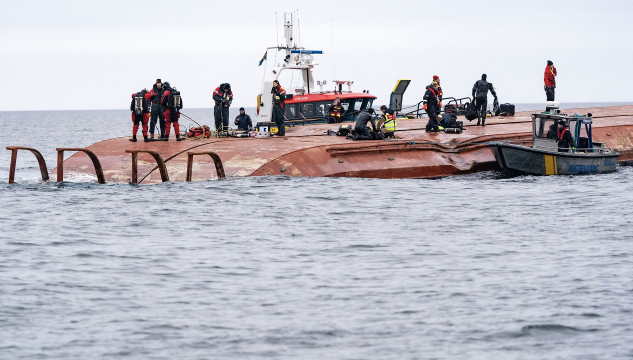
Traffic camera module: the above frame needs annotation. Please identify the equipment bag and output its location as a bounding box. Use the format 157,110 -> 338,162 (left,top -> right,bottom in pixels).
337,124 -> 352,136
187,125 -> 211,138
464,100 -> 478,121
440,113 -> 463,129
499,103 -> 515,116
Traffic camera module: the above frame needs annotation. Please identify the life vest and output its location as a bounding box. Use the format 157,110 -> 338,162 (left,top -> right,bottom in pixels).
272,86 -> 286,105
433,81 -> 443,98
330,103 -> 343,118
558,126 -> 569,141
384,113 -> 397,132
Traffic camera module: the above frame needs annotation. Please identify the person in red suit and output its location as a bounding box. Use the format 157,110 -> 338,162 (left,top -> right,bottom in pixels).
544,60 -> 557,101
129,89 -> 150,142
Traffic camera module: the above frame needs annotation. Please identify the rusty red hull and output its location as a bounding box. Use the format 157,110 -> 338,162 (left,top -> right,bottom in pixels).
56,105 -> 633,183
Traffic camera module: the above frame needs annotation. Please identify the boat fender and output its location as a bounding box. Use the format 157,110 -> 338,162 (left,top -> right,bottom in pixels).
444,128 -> 462,134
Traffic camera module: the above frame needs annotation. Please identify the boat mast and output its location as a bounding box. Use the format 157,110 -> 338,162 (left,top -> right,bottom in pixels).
257,12 -> 319,125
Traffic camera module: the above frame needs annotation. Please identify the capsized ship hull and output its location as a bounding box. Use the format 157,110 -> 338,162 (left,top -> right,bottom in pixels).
56,105 -> 633,184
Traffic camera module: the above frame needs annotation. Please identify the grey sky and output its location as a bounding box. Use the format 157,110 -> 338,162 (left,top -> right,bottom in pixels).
1,0 -> 631,111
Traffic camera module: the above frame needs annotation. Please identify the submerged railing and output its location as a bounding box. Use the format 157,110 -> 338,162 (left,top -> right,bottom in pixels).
125,150 -> 169,184
56,148 -> 105,184
186,151 -> 225,181
6,146 -> 49,184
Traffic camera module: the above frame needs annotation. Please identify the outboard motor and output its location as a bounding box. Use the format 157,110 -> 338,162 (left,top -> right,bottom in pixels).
546,101 -> 560,114
134,93 -> 144,115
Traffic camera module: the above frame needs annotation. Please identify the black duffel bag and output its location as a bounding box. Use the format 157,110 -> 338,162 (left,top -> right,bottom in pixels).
464,100 -> 478,121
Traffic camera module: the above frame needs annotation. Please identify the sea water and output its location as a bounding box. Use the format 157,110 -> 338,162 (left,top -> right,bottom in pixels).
1,104 -> 632,359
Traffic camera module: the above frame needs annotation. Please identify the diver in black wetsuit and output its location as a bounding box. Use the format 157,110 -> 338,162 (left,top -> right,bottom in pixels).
472,74 -> 498,126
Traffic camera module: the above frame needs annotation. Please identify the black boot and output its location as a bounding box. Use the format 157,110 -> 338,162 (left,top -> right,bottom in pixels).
477,119 -> 481,126
161,134 -> 169,141
143,135 -> 149,142
482,119 -> 486,126
176,134 -> 184,141
129,135 -> 137,142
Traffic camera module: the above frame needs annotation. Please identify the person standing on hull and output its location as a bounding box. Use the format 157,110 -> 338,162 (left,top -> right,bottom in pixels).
544,60 -> 557,101
471,74 -> 498,126
427,75 -> 443,118
148,79 -> 166,140
353,108 -> 377,140
129,89 -> 150,142
424,83 -> 443,132
213,83 -> 233,132
234,107 -> 253,131
271,80 -> 287,136
328,97 -> 345,123
557,120 -> 574,153
161,82 -> 185,141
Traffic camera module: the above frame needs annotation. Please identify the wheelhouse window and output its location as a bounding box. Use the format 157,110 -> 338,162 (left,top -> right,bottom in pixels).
534,118 -> 558,139
300,103 -> 314,118
340,99 -> 351,112
534,117 -> 577,141
285,104 -> 298,119
316,102 -> 332,117
352,99 -> 365,112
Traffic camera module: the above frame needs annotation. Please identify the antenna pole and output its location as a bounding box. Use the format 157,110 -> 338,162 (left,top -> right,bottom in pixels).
331,18 -> 336,80
275,12 -> 279,66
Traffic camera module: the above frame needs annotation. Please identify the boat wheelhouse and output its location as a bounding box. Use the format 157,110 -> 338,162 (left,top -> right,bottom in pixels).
256,13 -> 376,130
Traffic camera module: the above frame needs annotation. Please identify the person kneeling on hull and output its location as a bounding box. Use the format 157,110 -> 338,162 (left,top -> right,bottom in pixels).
234,107 -> 253,131
353,108 -> 378,140
129,89 -> 150,142
557,120 -> 574,152
377,105 -> 397,138
424,83 -> 443,132
271,80 -> 287,136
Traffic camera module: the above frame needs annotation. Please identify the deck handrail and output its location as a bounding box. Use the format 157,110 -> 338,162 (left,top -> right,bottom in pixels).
125,150 -> 169,184
186,151 -> 226,181
56,148 -> 105,184
6,146 -> 49,184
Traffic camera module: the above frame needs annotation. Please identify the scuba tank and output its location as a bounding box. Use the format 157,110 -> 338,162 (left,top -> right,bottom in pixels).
173,90 -> 182,110
134,93 -> 144,115
444,127 -> 462,134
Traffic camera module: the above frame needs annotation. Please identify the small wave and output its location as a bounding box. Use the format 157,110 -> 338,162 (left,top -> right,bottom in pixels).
521,324 -> 593,339
347,244 -> 386,249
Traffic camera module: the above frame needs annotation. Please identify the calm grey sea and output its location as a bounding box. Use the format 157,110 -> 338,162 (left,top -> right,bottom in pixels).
1,103 -> 632,359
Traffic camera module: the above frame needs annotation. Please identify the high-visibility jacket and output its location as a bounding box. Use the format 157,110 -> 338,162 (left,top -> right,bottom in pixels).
384,112 -> 397,132
272,85 -> 286,107
329,103 -> 343,119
